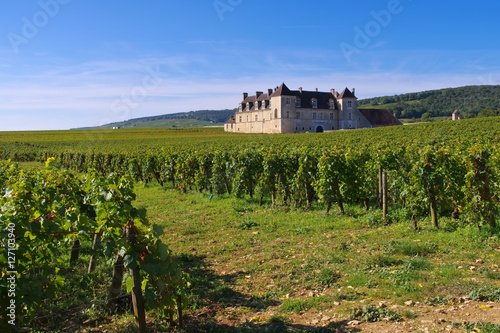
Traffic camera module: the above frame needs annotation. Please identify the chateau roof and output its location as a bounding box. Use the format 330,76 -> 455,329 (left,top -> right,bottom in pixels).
271,83 -> 293,97
240,83 -> 363,111
269,83 -> 339,110
337,88 -> 356,99
358,108 -> 402,127
224,115 -> 236,124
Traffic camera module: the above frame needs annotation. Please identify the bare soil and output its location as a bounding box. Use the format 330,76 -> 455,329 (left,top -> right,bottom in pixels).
193,299 -> 500,332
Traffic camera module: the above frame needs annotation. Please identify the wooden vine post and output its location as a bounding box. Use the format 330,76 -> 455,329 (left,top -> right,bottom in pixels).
70,236 -> 81,266
382,171 -> 388,218
126,223 -> 147,333
107,254 -> 125,305
429,188 -> 439,228
378,166 -> 383,209
130,266 -> 147,333
88,232 -> 102,273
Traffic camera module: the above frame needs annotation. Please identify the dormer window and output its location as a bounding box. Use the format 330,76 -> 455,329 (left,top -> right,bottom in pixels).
311,98 -> 318,109
295,98 -> 301,107
247,102 -> 251,110
329,99 -> 335,110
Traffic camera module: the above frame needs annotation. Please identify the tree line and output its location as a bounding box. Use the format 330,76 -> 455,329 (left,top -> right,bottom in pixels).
358,85 -> 500,119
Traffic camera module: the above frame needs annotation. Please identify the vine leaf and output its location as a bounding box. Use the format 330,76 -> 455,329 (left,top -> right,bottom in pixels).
123,253 -> 137,269
153,224 -> 164,237
125,275 -> 133,293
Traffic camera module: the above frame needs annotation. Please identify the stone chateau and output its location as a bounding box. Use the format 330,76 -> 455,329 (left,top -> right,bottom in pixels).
224,83 -> 401,133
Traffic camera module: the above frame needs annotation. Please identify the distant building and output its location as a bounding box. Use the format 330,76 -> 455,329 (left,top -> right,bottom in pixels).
224,83 -> 401,133
452,110 -> 460,120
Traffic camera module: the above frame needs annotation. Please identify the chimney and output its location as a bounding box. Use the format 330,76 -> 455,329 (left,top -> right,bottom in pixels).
242,92 -> 248,100
352,88 -> 355,96
331,88 -> 336,96
315,88 -> 318,92
256,91 -> 263,98
268,88 -> 273,96
298,87 -> 302,93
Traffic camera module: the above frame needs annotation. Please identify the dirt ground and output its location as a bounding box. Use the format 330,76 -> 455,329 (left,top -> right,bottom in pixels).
202,299 -> 500,332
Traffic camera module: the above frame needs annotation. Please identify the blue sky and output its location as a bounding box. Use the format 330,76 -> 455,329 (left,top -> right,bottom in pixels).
1,0 -> 499,131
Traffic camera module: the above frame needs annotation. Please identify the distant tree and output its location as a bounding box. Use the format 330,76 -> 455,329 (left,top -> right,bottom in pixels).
421,112 -> 433,122
461,112 -> 476,119
478,109 -> 498,117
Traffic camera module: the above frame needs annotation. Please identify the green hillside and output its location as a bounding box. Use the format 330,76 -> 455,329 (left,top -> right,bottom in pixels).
94,109 -> 235,129
358,85 -> 500,119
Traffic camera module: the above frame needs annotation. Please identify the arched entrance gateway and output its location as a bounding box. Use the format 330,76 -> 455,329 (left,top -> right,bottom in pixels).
316,126 -> 324,133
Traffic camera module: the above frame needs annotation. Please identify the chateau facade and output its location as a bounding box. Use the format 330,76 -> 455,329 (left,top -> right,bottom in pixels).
224,83 -> 401,133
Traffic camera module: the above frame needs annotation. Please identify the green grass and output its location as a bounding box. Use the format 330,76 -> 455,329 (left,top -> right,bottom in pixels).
131,182 -> 500,316
456,320 -> 500,333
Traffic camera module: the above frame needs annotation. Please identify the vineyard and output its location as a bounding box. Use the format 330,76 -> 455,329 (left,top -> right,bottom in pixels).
2,117 -> 498,230
1,117 -> 500,331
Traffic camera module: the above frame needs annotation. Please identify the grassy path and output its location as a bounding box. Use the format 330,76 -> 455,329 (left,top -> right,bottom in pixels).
132,182 -> 500,332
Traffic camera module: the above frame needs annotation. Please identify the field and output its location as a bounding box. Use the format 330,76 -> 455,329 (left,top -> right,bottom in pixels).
1,118 -> 500,332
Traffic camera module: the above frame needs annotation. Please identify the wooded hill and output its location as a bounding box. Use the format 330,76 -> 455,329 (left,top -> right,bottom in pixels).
95,109 -> 235,129
358,85 -> 500,119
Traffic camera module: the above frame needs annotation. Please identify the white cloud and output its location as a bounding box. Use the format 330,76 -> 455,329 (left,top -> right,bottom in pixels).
2,49 -> 500,131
